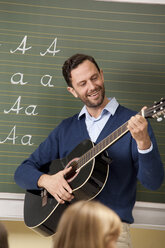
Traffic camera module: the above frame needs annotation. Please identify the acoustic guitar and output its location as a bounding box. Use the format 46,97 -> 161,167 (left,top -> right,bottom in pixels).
24,98 -> 165,237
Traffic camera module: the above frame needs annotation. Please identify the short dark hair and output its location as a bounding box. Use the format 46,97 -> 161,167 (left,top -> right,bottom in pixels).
62,54 -> 100,87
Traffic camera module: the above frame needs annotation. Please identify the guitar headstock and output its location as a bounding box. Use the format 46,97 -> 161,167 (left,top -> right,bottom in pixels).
143,98 -> 165,121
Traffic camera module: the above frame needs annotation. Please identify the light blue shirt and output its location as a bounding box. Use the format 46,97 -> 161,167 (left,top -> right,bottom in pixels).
78,97 -> 152,153
78,97 -> 118,142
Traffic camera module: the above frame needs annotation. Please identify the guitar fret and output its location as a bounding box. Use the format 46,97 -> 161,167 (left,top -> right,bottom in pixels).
109,132 -> 114,144
113,129 -> 118,141
93,145 -> 98,156
102,138 -> 106,150
95,144 -> 99,154
97,142 -> 101,154
84,152 -> 88,164
120,125 -> 123,134
88,149 -> 92,161
118,127 -> 122,137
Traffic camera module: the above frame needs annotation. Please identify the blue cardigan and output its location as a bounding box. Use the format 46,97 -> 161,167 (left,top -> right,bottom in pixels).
14,105 -> 164,223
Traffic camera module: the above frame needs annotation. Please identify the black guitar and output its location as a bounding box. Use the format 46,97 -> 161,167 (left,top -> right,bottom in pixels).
24,98 -> 165,237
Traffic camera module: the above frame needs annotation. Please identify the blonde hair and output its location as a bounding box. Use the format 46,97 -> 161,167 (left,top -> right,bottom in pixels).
53,200 -> 121,248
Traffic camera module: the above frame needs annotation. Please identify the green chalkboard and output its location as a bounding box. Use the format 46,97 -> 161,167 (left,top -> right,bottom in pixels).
0,0 -> 164,204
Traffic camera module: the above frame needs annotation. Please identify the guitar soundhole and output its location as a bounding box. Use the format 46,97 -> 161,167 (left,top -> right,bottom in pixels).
65,158 -> 80,182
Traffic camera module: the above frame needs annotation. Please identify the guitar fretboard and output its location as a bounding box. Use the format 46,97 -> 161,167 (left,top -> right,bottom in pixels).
78,121 -> 129,169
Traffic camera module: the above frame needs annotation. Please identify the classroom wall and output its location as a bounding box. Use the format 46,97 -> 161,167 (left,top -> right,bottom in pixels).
2,220 -> 165,248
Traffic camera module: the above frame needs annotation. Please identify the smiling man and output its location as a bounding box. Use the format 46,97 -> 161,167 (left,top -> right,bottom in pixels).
67,59 -> 107,116
14,54 -> 164,248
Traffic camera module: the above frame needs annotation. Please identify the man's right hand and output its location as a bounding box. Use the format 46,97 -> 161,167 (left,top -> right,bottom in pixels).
37,167 -> 74,204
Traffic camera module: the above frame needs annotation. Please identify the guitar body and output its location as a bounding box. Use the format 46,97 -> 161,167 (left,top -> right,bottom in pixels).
23,98 -> 165,237
24,139 -> 109,237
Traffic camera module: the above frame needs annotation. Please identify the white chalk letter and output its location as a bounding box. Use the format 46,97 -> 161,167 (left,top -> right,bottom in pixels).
4,96 -> 23,114
11,72 -> 28,85
40,38 -> 60,56
40,75 -> 54,87
0,125 -> 18,144
25,105 -> 38,116
21,135 -> 34,146
10,35 -> 32,54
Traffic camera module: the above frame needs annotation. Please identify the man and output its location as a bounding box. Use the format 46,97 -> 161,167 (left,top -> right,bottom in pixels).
14,54 -> 164,247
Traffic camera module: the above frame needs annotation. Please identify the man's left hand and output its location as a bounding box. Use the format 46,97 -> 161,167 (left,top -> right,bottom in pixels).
127,107 -> 151,150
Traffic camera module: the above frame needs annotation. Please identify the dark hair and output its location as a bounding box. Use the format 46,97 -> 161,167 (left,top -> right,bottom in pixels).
62,54 -> 100,87
0,222 -> 9,248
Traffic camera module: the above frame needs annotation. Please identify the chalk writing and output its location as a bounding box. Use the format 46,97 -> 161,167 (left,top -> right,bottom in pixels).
0,125 -> 33,145
11,73 -> 55,87
4,96 -> 38,116
1,35 -> 61,147
10,35 -> 32,54
8,36 -> 60,56
40,38 -> 60,56
11,72 -> 28,85
40,75 -> 54,87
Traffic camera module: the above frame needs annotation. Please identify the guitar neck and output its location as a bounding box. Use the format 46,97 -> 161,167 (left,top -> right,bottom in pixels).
78,110 -> 143,169
78,121 -> 128,169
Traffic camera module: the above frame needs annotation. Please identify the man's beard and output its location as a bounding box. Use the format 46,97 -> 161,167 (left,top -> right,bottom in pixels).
80,85 -> 105,108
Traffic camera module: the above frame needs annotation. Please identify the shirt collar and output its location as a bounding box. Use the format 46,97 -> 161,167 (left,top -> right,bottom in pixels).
78,97 -> 119,120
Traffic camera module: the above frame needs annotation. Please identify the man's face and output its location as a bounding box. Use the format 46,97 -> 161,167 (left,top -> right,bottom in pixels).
67,60 -> 105,108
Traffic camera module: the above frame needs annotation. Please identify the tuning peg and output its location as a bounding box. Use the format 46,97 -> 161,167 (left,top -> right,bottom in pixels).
157,117 -> 163,122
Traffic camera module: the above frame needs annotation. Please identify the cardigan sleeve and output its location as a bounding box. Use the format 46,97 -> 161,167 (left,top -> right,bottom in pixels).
14,125 -> 61,190
133,122 -> 164,190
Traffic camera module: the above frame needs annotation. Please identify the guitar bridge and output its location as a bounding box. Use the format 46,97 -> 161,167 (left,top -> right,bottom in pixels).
41,189 -> 48,207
